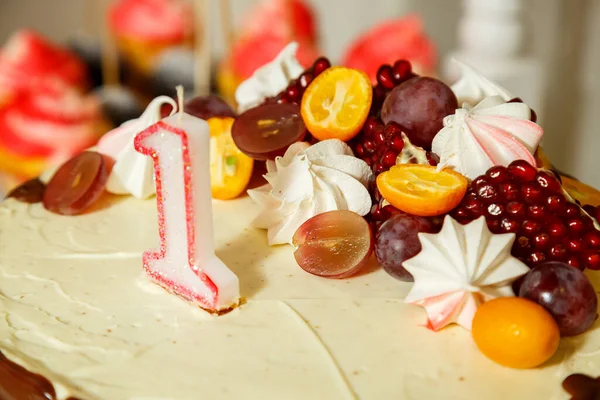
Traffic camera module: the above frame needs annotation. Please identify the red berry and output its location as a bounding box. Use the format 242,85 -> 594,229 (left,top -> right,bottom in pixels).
565,203 -> 581,218
506,201 -> 526,219
533,233 -> 550,250
392,60 -> 412,82
498,182 -> 520,201
535,170 -> 562,193
508,160 -> 537,181
486,165 -> 510,184
500,218 -> 520,233
549,244 -> 568,261
522,220 -> 541,236
312,57 -> 331,76
521,183 -> 543,204
546,195 -> 566,215
376,65 -> 395,89
391,136 -> 404,152
528,252 -> 546,265
583,231 -> 600,249
583,252 -> 600,270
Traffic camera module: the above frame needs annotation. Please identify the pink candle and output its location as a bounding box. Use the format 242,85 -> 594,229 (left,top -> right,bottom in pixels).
134,111 -> 239,312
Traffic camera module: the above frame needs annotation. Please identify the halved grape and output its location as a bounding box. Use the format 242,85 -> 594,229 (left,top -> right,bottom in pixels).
292,210 -> 373,278
184,95 -> 236,120
7,178 -> 46,203
519,261 -> 598,336
232,103 -> 306,160
43,151 -> 108,215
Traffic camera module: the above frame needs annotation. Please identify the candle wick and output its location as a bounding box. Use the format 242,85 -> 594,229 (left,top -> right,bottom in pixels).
176,85 -> 184,122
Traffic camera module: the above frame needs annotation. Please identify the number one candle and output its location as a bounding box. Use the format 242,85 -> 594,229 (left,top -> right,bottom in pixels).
134,96 -> 240,312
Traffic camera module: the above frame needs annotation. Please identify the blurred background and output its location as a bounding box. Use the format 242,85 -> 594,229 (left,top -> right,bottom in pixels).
0,0 -> 598,193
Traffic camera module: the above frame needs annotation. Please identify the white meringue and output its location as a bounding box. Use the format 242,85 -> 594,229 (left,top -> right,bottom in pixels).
432,95 -> 543,180
248,139 -> 373,246
404,216 -> 529,331
235,42 -> 304,113
450,60 -> 513,107
98,96 -> 177,199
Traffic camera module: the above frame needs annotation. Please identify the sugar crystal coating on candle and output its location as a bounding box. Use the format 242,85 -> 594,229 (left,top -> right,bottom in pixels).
134,110 -> 240,312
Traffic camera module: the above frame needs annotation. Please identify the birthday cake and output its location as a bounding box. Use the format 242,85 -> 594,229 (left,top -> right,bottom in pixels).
1,45 -> 599,400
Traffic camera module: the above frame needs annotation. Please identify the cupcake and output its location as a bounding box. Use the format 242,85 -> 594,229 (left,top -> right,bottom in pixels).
217,0 -> 319,105
109,0 -> 194,80
0,30 -> 89,104
0,80 -> 109,183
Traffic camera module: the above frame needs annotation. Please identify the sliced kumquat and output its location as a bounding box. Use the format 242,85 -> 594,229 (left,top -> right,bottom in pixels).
376,164 -> 468,216
207,117 -> 254,200
301,66 -> 372,142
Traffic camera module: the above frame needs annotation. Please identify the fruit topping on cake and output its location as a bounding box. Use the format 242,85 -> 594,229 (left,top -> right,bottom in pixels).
472,297 -> 560,369
98,95 -> 178,199
207,117 -> 254,200
301,66 -> 372,142
184,95 -> 236,120
402,215 -> 529,331
382,76 -> 458,149
43,151 -> 108,215
235,42 -> 306,112
562,373 -> 600,400
519,262 -> 598,336
432,96 -> 543,179
376,164 -> 468,217
450,160 -> 600,271
292,210 -> 373,278
248,139 -> 372,245
232,103 -> 306,160
374,212 -> 437,282
6,178 -> 46,203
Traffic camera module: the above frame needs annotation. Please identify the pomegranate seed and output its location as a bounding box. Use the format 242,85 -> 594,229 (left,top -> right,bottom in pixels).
567,256 -> 582,270
384,122 -> 403,139
508,160 -> 537,181
377,65 -> 395,89
486,165 -> 510,184
392,60 -> 412,82
298,72 -> 313,88
486,203 -> 504,217
583,252 -> 600,270
364,117 -> 378,137
486,219 -> 501,232
521,183 -> 543,204
583,231 -> 600,249
464,198 -> 485,218
567,239 -> 583,252
476,183 -> 498,201
312,57 -> 331,76
528,251 -> 546,265
374,163 -> 385,174
567,218 -> 586,234
522,220 -> 541,236
516,236 -> 531,252
355,144 -> 365,157
498,182 -> 520,201
565,203 -> 581,217
506,201 -> 526,219
536,170 -> 562,193
374,128 -> 386,145
500,218 -> 519,233
546,195 -> 566,215
363,140 -> 375,154
277,97 -> 288,104
382,151 -> 397,167
285,85 -> 301,101
533,233 -> 550,250
549,244 -> 568,261
527,204 -> 546,219
548,222 -> 567,238
454,207 -> 469,220
391,136 -> 404,152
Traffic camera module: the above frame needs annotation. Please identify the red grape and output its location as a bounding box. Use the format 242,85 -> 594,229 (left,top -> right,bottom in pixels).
381,77 -> 458,149
43,151 -> 108,215
374,212 -> 436,281
292,211 -> 373,279
184,95 -> 236,120
519,262 -> 598,336
232,103 -> 306,160
7,178 -> 46,203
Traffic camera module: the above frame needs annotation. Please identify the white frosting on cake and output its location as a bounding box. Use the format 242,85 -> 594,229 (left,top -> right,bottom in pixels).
450,59 -> 514,107
0,195 -> 598,399
248,140 -> 373,246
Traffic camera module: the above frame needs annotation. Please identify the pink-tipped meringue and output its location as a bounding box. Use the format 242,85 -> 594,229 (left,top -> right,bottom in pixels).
432,96 -> 543,180
403,216 -> 529,331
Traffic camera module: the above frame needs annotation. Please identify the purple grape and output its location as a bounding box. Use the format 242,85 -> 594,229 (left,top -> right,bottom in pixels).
519,262 -> 598,336
375,213 -> 436,281
381,77 -> 458,149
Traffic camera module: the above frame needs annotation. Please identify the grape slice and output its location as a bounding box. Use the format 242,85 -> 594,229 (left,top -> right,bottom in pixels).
184,95 -> 236,120
43,151 -> 108,215
292,210 -> 373,278
232,103 -> 306,160
7,178 -> 46,203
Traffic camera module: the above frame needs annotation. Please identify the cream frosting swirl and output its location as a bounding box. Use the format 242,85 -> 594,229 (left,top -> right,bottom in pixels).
432,95 -> 543,180
248,139 -> 373,246
97,95 -> 177,199
235,42 -> 304,113
404,215 -> 529,331
450,60 -> 514,107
